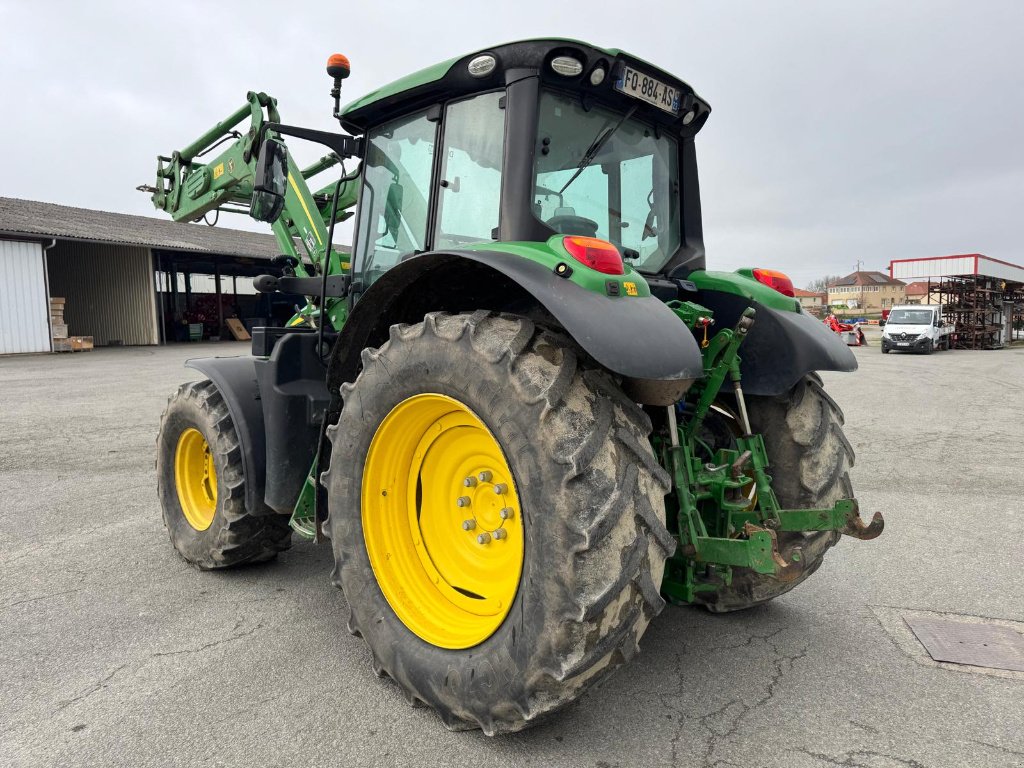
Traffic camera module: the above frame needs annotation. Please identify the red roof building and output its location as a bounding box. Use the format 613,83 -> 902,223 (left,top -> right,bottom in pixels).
889,254 -> 1024,284
904,281 -> 930,297
793,288 -> 827,308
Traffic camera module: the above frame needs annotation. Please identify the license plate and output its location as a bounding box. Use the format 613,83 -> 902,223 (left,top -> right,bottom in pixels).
614,65 -> 680,115
897,342 -> 909,347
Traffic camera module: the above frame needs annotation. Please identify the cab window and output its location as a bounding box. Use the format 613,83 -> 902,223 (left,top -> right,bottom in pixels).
534,89 -> 680,272
433,92 -> 506,249
353,110 -> 436,286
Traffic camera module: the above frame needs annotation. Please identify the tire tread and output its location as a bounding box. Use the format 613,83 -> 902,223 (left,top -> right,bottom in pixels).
325,311 -> 670,733
157,379 -> 291,569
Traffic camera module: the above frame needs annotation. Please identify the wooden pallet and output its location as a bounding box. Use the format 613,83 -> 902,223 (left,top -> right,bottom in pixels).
53,336 -> 94,353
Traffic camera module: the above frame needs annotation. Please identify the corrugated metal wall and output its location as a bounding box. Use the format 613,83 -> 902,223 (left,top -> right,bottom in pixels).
47,242 -> 157,346
0,240 -> 50,354
978,256 -> 1024,283
892,256 -> 976,280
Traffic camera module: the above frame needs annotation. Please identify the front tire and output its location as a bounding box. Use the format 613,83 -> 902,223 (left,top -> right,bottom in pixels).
325,311 -> 674,733
696,374 -> 854,612
157,380 -> 291,569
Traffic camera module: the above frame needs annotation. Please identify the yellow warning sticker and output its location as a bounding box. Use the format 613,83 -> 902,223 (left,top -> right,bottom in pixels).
623,281 -> 638,296
213,163 -> 224,180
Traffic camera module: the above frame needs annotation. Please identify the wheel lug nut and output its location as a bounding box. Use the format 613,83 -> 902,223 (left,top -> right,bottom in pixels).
493,528 -> 507,540
456,496 -> 471,508
462,519 -> 476,531
493,483 -> 507,495
477,532 -> 491,545
477,471 -> 492,483
463,477 -> 477,487
499,507 -> 514,520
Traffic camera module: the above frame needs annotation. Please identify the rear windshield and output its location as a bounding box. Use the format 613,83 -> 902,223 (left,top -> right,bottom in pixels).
533,89 -> 680,273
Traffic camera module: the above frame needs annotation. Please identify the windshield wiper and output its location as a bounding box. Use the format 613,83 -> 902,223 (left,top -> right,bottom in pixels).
558,105 -> 637,195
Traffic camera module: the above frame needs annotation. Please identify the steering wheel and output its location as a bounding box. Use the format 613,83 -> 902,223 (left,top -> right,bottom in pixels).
546,214 -> 599,237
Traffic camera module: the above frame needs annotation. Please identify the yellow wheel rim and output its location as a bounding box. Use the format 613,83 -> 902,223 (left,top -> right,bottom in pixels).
174,427 -> 218,531
362,394 -> 524,649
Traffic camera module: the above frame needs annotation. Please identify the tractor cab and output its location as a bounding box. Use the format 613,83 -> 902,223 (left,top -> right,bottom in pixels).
338,39 -> 711,290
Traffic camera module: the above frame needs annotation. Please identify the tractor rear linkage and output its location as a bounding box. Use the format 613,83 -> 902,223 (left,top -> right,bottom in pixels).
657,301 -> 883,604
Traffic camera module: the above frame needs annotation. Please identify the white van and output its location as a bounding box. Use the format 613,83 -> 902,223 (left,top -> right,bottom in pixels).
881,305 -> 952,354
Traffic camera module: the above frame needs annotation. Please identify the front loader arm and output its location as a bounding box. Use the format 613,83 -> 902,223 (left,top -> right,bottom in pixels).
140,91 -> 358,291
142,88 -> 364,542
147,93 -> 277,225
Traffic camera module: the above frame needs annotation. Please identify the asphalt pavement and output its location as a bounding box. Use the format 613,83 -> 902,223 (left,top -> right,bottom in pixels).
1,336 -> 1022,767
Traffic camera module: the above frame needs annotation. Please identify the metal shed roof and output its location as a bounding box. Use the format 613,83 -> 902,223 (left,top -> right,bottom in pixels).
0,196 -> 295,259
890,254 -> 1024,283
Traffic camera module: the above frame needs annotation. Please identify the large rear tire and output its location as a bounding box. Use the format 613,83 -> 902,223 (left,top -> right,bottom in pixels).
696,374 -> 854,612
157,380 -> 291,569
325,311 -> 674,734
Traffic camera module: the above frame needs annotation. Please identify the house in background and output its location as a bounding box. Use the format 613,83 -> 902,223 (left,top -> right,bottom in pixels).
793,288 -> 827,313
903,280 -> 941,305
827,271 -> 906,312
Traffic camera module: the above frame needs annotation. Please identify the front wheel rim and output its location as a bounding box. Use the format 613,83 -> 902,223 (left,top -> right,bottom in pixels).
361,394 -> 524,649
174,427 -> 218,531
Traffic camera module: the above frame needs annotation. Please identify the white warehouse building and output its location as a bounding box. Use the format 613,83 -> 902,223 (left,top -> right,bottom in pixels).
0,197 -> 322,355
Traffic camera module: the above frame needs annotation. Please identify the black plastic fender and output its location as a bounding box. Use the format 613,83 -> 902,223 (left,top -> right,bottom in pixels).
331,250 -> 704,404
184,356 -> 273,516
696,290 -> 857,396
186,333 -> 331,517
252,332 -> 331,514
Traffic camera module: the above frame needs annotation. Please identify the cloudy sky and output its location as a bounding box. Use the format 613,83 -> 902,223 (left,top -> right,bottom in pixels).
2,0 -> 1022,287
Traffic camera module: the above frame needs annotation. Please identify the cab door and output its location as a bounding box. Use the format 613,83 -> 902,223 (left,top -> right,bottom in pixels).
431,92 -> 507,250
351,109 -> 437,294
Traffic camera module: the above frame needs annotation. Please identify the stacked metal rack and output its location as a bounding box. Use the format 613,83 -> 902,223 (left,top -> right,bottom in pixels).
1006,282 -> 1024,342
933,275 -> 1005,349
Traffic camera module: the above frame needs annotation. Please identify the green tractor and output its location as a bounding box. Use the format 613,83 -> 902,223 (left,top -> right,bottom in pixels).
144,39 -> 883,734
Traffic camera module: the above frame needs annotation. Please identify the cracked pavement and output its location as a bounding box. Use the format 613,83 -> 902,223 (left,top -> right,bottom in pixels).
1,339 -> 1022,767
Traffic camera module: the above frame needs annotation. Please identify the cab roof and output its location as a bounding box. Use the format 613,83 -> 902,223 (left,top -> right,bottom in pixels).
340,38 -> 710,136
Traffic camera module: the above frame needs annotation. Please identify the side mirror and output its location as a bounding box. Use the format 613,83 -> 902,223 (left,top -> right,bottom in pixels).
250,138 -> 288,223
383,181 -> 404,242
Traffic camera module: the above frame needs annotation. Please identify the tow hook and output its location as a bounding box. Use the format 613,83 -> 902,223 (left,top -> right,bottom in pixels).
840,501 -> 885,540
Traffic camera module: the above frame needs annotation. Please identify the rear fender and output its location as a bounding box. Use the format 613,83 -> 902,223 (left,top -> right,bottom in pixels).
329,249 -> 705,405
693,289 -> 857,396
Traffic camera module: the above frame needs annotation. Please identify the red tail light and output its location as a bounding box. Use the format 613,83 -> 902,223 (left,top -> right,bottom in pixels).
562,236 -> 624,275
752,268 -> 795,297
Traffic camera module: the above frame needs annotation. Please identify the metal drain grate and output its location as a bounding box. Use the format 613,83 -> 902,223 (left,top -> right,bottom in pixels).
905,617 -> 1024,672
